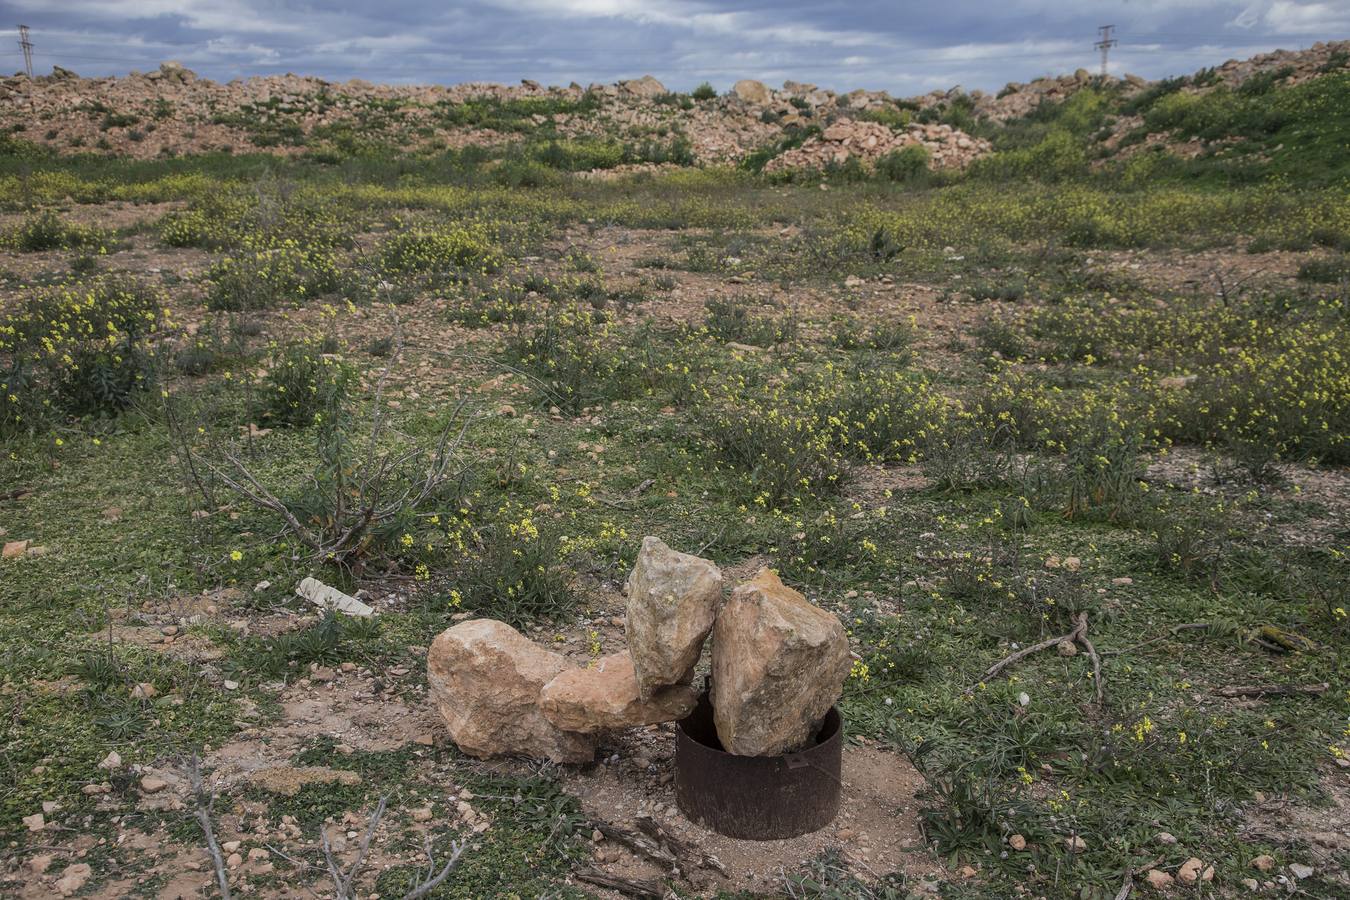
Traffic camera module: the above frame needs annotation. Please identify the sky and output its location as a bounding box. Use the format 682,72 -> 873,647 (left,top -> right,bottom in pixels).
2,1 -> 1348,95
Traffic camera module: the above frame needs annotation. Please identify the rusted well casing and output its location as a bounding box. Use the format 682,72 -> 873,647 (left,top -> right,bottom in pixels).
674,690 -> 841,840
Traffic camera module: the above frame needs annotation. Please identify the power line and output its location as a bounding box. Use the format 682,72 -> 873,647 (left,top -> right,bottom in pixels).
1094,25 -> 1117,76
17,24 -> 32,78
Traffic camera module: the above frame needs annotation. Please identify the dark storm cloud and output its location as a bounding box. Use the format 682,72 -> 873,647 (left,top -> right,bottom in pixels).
3,0 -> 1347,92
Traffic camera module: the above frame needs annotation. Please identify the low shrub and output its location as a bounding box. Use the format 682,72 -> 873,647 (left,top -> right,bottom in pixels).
1,276 -> 165,434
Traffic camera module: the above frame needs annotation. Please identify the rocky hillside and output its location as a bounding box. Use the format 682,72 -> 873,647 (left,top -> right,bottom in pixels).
1,39 -> 1346,176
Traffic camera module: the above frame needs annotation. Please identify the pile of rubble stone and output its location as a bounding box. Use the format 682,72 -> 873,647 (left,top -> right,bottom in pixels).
426,536 -> 850,763
762,118 -> 991,174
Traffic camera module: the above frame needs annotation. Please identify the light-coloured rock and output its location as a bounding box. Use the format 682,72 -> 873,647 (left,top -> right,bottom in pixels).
540,652 -> 698,732
1250,854 -> 1276,871
1178,857 -> 1205,884
1145,869 -> 1174,890
22,812 -> 44,832
427,619 -> 595,763
621,75 -> 666,98
625,536 -> 722,698
1289,863 -> 1314,879
1008,833 -> 1027,850
733,79 -> 771,104
1065,835 -> 1087,852
54,863 -> 92,896
711,568 -> 850,756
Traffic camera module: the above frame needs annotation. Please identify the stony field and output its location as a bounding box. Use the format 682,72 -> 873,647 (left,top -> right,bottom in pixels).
1,54 -> 1349,900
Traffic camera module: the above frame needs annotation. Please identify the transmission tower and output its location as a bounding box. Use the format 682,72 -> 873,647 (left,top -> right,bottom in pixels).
1094,25 -> 1117,77
17,25 -> 32,78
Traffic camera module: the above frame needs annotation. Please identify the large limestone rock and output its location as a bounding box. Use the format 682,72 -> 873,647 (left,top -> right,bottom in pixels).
625,536 -> 723,698
733,79 -> 771,104
711,569 -> 850,756
621,75 -> 667,98
540,652 -> 698,733
426,619 -> 594,763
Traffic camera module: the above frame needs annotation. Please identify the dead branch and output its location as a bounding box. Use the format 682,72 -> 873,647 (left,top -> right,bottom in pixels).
590,820 -> 677,869
1102,622 -> 1213,656
575,868 -> 665,899
1113,856 -> 1165,900
635,815 -> 727,876
974,613 -> 1086,687
1079,628 -> 1105,706
187,756 -> 231,900
400,836 -> 465,900
971,612 -> 1107,706
1213,683 -> 1329,698
321,795 -> 388,900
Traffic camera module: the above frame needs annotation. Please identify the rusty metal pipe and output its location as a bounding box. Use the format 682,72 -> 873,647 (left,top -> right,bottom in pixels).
674,689 -> 842,840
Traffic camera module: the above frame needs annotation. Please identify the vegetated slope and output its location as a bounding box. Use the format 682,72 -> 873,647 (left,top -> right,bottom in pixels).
1,40 -> 1346,184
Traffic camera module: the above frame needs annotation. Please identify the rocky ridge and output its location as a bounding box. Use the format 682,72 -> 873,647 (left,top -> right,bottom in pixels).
2,40 -> 1345,171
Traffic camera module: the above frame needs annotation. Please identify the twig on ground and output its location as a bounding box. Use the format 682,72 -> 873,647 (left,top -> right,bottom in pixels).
1112,856 -> 1165,900
971,612 -> 1107,706
400,836 -> 465,900
635,815 -> 727,876
321,795 -> 388,900
1213,683 -> 1328,698
575,868 -> 665,899
590,820 -> 677,868
187,755 -> 231,900
1102,622 -> 1213,656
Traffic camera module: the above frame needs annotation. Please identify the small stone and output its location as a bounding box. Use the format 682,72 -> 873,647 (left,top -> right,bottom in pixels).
1250,855 -> 1276,872
1156,831 -> 1177,845
54,862 -> 92,896
98,750 -> 121,769
1062,556 -> 1082,571
592,828 -> 604,842
1178,857 -> 1205,884
140,774 -> 168,794
131,682 -> 157,699
222,841 -> 241,853
958,865 -> 977,878
1065,835 -> 1087,852
1008,834 -> 1026,850
248,848 -> 270,862
227,852 -> 243,868
22,812 -> 44,832
1241,878 -> 1259,891
223,680 -> 239,690
1145,869 -> 1174,890
29,854 -> 53,874
411,807 -> 433,822
1288,863 -> 1314,879
310,666 -> 336,682
837,828 -> 856,841
1056,640 -> 1078,657
3,540 -> 30,559
1112,577 -> 1133,586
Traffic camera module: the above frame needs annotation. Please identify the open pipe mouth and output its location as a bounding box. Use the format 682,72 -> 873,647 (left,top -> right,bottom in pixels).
674,690 -> 842,840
